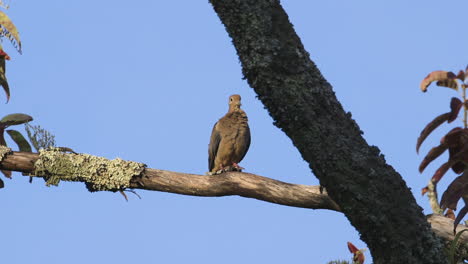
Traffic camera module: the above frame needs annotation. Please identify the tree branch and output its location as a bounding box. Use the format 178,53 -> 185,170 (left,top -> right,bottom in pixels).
132,169 -> 341,210
2,150 -> 467,255
1,151 -> 339,211
208,1 -> 447,262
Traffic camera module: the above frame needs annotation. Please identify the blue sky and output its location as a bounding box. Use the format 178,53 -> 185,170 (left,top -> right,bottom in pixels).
1,1 -> 468,263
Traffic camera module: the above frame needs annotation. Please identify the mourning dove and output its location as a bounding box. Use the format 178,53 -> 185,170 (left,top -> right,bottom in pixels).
208,94 -> 250,175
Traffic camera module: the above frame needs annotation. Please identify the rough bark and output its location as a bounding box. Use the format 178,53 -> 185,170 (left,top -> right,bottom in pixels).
2,151 -> 467,256
209,0 -> 447,263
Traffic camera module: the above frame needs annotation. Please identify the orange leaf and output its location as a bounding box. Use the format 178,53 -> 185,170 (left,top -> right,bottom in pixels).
445,209 -> 455,220
422,186 -> 429,196
347,242 -> 359,253
348,242 -> 365,264
419,143 -> 448,173
420,71 -> 458,92
0,49 -> 10,60
416,113 -> 451,153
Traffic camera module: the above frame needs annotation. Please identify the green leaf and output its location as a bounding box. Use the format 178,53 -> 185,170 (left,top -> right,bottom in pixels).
0,11 -> 21,54
449,228 -> 468,264
6,129 -> 31,152
0,113 -> 32,127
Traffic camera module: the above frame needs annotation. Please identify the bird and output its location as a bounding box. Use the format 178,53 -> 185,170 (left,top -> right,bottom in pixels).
208,94 -> 250,175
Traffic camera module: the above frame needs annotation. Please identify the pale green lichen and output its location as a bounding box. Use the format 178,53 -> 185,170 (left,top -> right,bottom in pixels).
0,145 -> 11,161
33,148 -> 146,192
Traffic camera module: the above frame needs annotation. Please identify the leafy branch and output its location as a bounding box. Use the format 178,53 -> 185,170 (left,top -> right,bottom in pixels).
0,1 -> 21,102
418,67 -> 468,233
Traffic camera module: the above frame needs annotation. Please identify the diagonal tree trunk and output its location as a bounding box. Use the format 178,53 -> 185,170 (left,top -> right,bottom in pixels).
209,0 -> 447,262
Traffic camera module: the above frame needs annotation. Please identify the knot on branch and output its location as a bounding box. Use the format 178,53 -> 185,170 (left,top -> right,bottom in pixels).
33,148 -> 146,192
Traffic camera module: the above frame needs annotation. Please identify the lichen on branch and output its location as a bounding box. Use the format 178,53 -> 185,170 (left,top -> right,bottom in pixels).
0,145 -> 11,161
32,147 -> 146,192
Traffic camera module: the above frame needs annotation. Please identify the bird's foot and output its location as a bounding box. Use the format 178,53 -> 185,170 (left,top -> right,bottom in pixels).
207,163 -> 244,175
207,168 -> 227,175
231,163 -> 244,172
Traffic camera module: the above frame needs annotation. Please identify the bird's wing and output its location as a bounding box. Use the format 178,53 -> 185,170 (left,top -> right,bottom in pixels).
208,121 -> 221,171
238,124 -> 251,161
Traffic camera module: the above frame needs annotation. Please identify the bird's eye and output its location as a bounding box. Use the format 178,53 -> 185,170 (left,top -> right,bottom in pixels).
230,98 -> 233,102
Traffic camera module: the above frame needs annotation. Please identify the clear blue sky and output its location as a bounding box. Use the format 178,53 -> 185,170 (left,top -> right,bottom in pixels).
1,1 -> 467,263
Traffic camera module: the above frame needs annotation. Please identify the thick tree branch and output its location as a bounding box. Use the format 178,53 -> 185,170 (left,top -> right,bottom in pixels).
209,0 -> 447,263
2,150 -> 467,254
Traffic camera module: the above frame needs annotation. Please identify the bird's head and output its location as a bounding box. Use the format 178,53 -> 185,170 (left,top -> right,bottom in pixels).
228,94 -> 242,111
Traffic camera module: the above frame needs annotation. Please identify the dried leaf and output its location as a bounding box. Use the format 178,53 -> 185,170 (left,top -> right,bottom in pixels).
0,113 -> 32,127
454,205 -> 468,234
416,113 -> 451,153
0,11 -> 21,54
6,129 -> 31,152
0,46 -> 9,102
442,127 -> 465,145
441,128 -> 468,173
419,143 -> 448,173
347,242 -> 365,264
456,70 -> 465,81
422,186 -> 429,196
0,47 -> 10,61
445,208 -> 456,220
347,241 -> 359,253
448,97 -> 463,123
420,71 -> 458,92
449,140 -> 468,173
440,173 -> 468,210
432,161 -> 453,183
